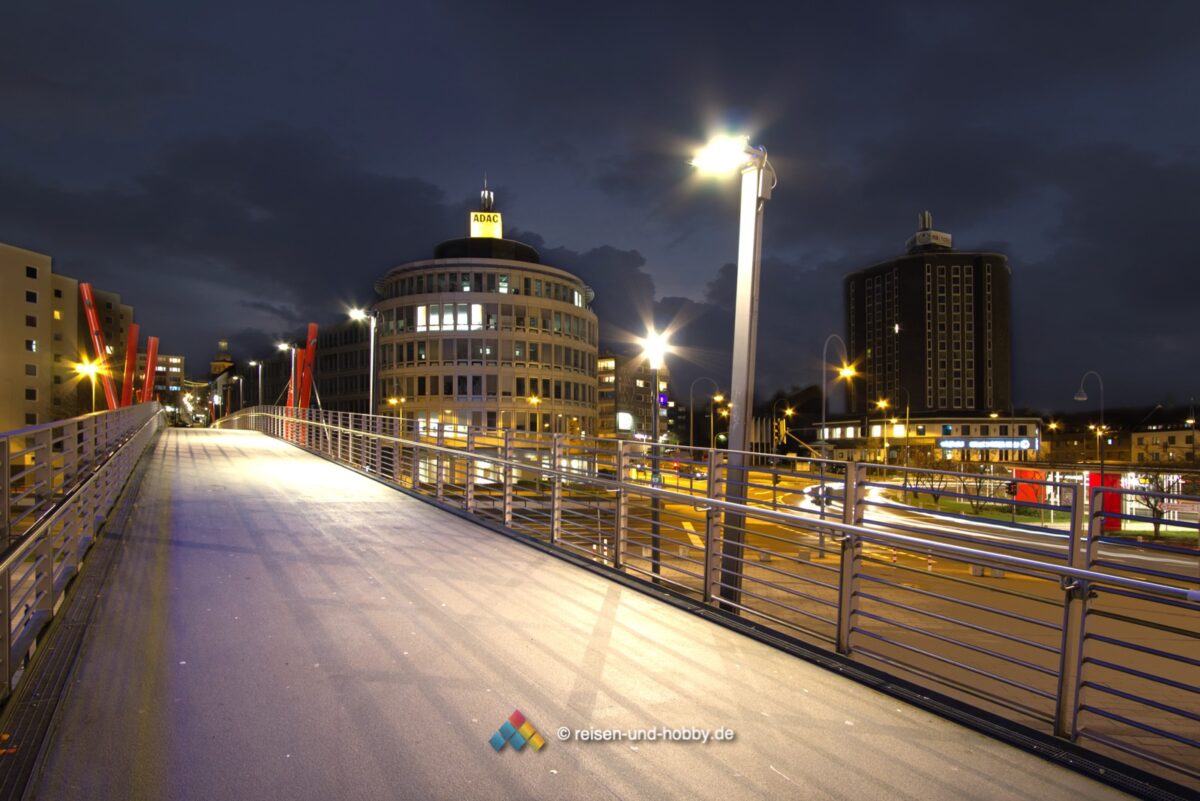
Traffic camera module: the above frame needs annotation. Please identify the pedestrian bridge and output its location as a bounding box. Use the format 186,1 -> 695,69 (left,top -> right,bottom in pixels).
0,407 -> 1195,800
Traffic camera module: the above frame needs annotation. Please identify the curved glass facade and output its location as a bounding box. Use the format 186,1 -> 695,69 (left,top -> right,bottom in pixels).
373,254 -> 598,434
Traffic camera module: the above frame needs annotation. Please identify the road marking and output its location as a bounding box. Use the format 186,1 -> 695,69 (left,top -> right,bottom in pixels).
681,520 -> 706,549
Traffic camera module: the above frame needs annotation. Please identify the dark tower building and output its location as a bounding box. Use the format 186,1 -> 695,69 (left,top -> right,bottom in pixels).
844,212 -> 1012,416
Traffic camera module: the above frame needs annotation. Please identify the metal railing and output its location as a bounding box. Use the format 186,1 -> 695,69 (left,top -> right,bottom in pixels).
217,406 -> 1199,792
0,403 -> 164,701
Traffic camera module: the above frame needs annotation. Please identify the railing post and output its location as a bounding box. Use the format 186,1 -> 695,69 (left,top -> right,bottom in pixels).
372,413 -> 382,473
33,530 -> 54,618
464,428 -> 477,513
1,437 -> 10,546
0,570 -> 10,701
843,462 -> 865,527
703,446 -> 721,604
550,433 -> 563,546
502,430 -> 514,527
435,425 -> 446,502
1054,482 -> 1091,740
613,441 -> 628,570
835,530 -> 860,655
833,462 -> 867,655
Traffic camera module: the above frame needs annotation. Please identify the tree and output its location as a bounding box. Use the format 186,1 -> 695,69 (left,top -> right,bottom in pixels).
907,448 -> 952,506
1131,472 -> 1183,539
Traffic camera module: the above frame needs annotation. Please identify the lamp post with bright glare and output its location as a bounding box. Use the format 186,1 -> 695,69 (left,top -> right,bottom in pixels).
233,376 -> 243,411
874,398 -> 891,463
641,328 -> 671,582
710,394 -> 725,449
819,334 -> 855,459
248,361 -> 263,407
692,133 -> 775,608
75,361 -> 100,413
277,342 -> 296,407
349,307 -> 378,415
688,376 -> 720,448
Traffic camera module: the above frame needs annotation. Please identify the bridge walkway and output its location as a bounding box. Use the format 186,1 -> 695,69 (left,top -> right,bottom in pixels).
28,429 -> 1132,801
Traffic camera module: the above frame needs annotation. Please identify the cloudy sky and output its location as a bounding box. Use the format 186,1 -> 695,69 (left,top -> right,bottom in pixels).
3,0 -> 1198,411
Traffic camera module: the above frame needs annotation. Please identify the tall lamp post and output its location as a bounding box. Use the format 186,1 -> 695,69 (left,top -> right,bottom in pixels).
817,337 -> 855,543
819,334 -> 856,459
277,342 -> 296,408
233,376 -> 243,412
248,360 -> 263,407
1080,371 -> 1104,482
641,329 -> 671,581
875,398 -> 891,464
692,133 -> 775,608
350,308 -> 378,415
710,394 -> 725,449
688,376 -> 721,448
1075,370 -> 1106,522
75,361 -> 100,413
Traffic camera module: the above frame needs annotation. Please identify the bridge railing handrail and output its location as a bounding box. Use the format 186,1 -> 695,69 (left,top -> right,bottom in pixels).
0,403 -> 164,703
222,407 -> 1191,602
216,404 -> 1200,792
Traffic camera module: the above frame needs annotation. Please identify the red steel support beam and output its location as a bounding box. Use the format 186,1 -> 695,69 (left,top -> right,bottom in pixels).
78,283 -> 120,411
120,323 -> 140,407
140,337 -> 159,404
298,323 -> 318,410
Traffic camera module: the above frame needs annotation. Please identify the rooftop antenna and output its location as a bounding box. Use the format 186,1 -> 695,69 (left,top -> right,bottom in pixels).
480,174 -> 494,211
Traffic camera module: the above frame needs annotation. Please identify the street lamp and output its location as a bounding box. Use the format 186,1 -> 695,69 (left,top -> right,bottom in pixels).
1075,370 -> 1106,485
706,393 -> 727,450
820,334 -> 855,459
692,132 -> 775,608
349,307 -> 378,415
875,398 -> 890,464
688,376 -> 720,448
248,360 -> 263,407
232,375 -> 243,411
74,360 -> 100,413
277,342 -> 296,408
639,328 -> 671,449
640,328 -> 671,583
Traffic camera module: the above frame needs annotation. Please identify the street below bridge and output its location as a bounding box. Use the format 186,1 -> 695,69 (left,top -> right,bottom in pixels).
27,428 -> 1137,801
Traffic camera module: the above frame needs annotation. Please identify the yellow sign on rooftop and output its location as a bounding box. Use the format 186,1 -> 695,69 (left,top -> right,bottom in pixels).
470,211 -> 503,239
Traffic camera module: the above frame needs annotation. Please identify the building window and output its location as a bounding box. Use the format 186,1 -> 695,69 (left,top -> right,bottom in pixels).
24,388 -> 37,401
25,413 -> 37,425
25,290 -> 37,303
25,339 -> 37,352
26,266 -> 37,279
24,364 -> 36,376
26,315 -> 37,327
54,288 -> 62,298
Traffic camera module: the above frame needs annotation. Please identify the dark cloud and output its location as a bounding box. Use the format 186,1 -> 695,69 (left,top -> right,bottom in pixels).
1,0 -> 1198,410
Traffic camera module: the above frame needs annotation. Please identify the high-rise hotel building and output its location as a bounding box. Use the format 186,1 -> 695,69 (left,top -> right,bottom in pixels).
844,213 -> 1013,416
373,188 -> 599,434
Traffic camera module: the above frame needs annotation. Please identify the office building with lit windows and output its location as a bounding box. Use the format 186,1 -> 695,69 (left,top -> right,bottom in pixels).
373,187 -> 599,434
1,241 -> 137,430
844,212 -> 1012,417
597,352 -> 669,440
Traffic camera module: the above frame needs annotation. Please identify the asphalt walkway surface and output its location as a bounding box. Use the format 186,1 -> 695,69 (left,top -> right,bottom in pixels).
29,428 -> 1134,801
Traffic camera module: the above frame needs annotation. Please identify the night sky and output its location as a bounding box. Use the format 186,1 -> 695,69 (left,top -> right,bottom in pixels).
4,1 -> 1198,412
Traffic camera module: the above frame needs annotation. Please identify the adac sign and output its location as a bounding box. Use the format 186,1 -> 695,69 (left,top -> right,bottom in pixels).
470,211 -> 504,239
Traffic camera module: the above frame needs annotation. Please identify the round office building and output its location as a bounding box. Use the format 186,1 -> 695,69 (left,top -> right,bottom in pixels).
373,187 -> 599,435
